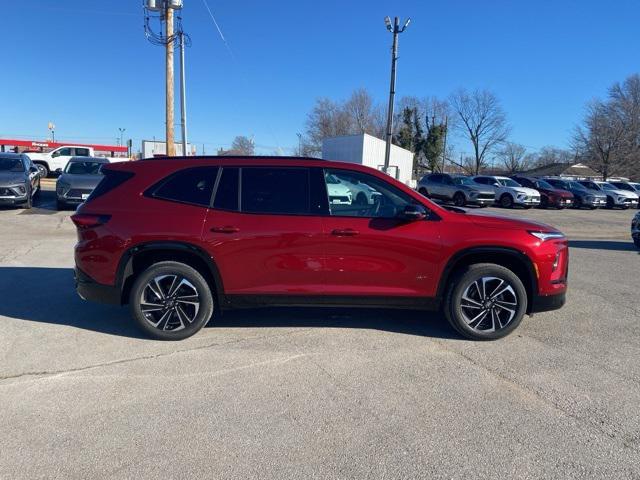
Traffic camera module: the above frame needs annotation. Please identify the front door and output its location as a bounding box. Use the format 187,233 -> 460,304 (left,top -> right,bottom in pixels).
202,166 -> 327,296
320,168 -> 442,299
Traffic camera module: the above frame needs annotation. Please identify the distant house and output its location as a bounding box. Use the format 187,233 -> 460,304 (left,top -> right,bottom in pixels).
322,133 -> 415,185
522,162 -> 601,179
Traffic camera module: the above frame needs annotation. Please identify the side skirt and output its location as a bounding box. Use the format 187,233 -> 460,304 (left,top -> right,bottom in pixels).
222,294 -> 441,311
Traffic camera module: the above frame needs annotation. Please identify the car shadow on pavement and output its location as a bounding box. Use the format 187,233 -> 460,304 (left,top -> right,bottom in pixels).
568,240 -> 638,252
0,267 -> 462,340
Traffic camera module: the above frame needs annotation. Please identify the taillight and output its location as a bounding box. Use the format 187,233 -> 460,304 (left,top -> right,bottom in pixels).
70,213 -> 111,229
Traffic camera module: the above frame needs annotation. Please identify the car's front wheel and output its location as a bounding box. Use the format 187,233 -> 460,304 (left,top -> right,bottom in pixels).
453,192 -> 466,207
444,263 -> 527,340
500,194 -> 514,208
130,261 -> 214,340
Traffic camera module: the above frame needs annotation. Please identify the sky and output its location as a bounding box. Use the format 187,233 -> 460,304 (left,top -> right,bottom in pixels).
2,0 -> 640,155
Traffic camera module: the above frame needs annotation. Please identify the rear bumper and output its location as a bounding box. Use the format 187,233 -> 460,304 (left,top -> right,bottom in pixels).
530,291 -> 566,313
75,267 -> 121,305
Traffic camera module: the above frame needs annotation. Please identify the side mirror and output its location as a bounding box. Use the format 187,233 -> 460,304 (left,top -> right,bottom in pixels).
29,166 -> 39,173
400,204 -> 427,221
493,182 -> 500,187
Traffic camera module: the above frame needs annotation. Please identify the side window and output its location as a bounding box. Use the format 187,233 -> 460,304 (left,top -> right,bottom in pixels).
442,175 -> 453,185
74,148 -> 90,157
474,177 -> 486,184
241,167 -> 310,215
429,174 -> 442,184
324,168 -> 417,218
213,167 -> 239,211
151,167 -> 218,207
56,148 -> 72,157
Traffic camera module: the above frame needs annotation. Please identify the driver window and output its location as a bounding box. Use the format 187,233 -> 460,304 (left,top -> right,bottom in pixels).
323,168 -> 416,218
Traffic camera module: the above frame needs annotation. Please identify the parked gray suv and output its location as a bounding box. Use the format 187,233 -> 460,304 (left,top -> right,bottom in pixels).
417,173 -> 496,207
56,157 -> 110,210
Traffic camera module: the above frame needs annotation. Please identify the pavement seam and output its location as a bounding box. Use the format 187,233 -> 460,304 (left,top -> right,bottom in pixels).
0,327 -> 317,385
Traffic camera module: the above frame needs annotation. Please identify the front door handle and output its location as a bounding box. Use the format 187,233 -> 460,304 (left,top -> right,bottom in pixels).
210,226 -> 240,234
331,228 -> 359,237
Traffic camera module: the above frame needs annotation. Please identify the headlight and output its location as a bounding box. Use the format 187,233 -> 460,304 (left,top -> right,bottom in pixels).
529,231 -> 565,241
617,196 -> 626,203
10,185 -> 26,195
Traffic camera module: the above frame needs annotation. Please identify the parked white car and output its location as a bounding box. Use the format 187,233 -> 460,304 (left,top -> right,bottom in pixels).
578,180 -> 639,209
472,175 -> 541,208
24,145 -> 122,177
332,172 -> 382,205
325,173 -> 353,205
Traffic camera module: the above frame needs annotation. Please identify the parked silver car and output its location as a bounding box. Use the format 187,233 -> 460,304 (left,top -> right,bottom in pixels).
611,181 -> 640,208
56,157 -> 110,210
578,180 -> 639,209
0,153 -> 41,209
417,173 -> 495,207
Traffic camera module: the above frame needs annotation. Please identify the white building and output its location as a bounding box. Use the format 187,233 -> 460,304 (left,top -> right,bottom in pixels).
321,133 -> 415,186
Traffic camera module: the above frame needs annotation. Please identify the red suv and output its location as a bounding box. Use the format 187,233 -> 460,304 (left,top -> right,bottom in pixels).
72,157 -> 568,341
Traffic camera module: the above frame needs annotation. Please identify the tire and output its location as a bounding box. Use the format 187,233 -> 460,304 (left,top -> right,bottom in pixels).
355,192 -> 368,206
35,163 -> 49,178
540,197 -> 549,209
453,192 -> 466,207
574,197 -> 582,209
634,237 -> 640,249
500,194 -> 514,208
129,261 -> 214,340
21,188 -> 32,210
56,200 -> 66,210
606,197 -> 614,209
444,263 -> 527,341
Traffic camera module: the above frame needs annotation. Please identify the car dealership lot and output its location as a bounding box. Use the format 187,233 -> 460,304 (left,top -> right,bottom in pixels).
1,188 -> 639,479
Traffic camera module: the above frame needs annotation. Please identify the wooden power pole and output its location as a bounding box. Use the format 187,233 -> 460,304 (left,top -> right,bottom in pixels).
165,4 -> 176,156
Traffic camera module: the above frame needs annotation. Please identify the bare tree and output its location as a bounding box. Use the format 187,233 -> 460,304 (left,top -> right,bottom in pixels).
534,146 -> 574,167
231,135 -> 255,155
573,100 -> 626,180
449,89 -> 510,175
497,142 -> 529,173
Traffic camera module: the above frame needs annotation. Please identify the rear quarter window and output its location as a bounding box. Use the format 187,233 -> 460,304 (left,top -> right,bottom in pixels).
151,167 -> 219,207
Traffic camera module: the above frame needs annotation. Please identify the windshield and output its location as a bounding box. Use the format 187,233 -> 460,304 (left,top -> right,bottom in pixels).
497,178 -> 521,187
631,183 -> 640,191
64,161 -> 104,175
535,180 -> 554,189
0,158 -> 24,172
569,181 -> 587,190
601,183 -> 617,190
452,176 -> 475,186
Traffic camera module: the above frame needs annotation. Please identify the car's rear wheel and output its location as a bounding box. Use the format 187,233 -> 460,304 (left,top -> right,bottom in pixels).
500,194 -> 514,208
453,192 -> 466,207
35,163 -> 49,178
444,263 -> 527,340
21,187 -> 32,210
130,261 -> 214,340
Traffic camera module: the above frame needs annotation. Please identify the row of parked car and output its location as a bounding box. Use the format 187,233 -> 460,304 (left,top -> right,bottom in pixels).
416,173 -> 640,210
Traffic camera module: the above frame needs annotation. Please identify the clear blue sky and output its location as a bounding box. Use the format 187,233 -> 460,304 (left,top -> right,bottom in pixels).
2,0 -> 639,155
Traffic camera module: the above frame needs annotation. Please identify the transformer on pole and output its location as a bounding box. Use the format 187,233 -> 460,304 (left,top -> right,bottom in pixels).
143,0 -> 189,156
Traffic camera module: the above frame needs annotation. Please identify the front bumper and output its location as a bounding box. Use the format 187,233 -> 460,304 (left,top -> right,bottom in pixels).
468,197 -> 495,206
549,197 -> 574,207
0,186 -> 28,205
581,197 -> 607,207
514,196 -> 541,206
530,291 -> 566,313
75,267 -> 121,305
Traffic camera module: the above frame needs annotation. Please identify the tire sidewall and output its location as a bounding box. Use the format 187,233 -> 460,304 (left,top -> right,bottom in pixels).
130,261 -> 214,340
445,264 -> 527,340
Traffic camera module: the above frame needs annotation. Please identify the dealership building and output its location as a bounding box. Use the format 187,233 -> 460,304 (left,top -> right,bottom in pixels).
0,138 -> 129,157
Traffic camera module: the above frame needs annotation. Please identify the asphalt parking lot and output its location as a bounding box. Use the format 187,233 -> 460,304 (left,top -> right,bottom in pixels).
1,182 -> 639,479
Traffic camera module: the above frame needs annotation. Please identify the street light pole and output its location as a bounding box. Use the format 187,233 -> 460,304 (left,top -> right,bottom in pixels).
165,3 -> 176,156
118,128 -> 126,147
383,16 -> 410,174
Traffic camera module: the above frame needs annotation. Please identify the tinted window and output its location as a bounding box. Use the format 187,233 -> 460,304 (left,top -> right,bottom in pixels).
324,168 -> 417,218
57,148 -> 72,156
86,169 -> 134,203
241,167 -> 310,215
474,177 -> 487,184
74,148 -> 90,156
65,161 -> 104,175
213,167 -> 239,211
428,174 -> 443,183
153,167 -> 218,207
0,157 -> 24,172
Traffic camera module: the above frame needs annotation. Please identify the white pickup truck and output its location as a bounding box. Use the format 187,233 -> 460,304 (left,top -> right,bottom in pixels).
24,146 -> 122,177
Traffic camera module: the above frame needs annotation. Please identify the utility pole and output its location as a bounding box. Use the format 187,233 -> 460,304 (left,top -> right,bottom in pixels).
296,132 -> 302,155
118,127 -> 126,147
165,4 -> 176,156
383,16 -> 410,174
441,116 -> 448,173
179,31 -> 188,156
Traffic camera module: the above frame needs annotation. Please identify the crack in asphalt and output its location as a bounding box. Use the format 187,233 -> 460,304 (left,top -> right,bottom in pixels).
0,327 -> 316,385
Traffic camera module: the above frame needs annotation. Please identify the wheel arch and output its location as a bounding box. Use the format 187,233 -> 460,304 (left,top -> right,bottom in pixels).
116,241 -> 224,306
436,247 -> 538,313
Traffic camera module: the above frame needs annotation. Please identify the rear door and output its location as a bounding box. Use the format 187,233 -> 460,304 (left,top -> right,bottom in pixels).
201,166 -> 326,296
320,167 -> 441,298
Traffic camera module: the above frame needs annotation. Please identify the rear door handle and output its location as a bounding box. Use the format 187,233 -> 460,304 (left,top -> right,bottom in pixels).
331,228 -> 359,237
210,226 -> 240,234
